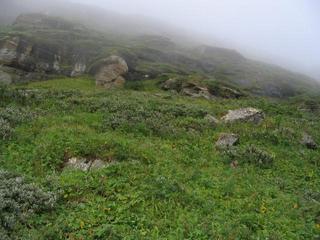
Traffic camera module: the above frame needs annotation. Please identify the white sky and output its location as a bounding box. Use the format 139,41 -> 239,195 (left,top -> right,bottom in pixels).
72,0 -> 319,78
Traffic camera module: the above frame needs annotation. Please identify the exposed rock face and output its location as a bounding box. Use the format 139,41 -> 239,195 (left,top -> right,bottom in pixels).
0,36 -> 20,64
0,36 -> 62,74
301,133 -> 317,150
221,108 -> 264,124
95,56 -> 128,89
215,133 -> 239,148
71,62 -> 86,77
64,157 -> 107,172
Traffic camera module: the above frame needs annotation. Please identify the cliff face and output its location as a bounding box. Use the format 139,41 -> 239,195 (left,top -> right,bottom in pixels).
0,14 -> 90,81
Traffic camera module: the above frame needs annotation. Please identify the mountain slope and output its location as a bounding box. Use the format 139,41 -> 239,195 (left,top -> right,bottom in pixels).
0,76 -> 319,239
1,13 -> 319,97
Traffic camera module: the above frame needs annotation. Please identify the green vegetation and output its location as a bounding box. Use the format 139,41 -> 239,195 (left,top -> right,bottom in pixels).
0,77 -> 320,239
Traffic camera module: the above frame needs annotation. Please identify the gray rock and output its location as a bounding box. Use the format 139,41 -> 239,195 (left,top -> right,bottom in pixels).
64,157 -> 107,172
90,159 -> 107,170
95,55 -> 128,89
301,133 -> 317,150
65,157 -> 91,172
162,78 -> 179,91
215,133 -> 239,148
181,83 -> 213,100
221,107 -> 264,124
71,62 -> 86,77
0,69 -> 12,84
204,114 -> 219,127
0,37 -> 19,64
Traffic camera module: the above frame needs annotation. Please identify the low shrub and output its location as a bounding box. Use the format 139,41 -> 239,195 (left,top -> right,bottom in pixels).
0,118 -> 13,140
0,107 -> 36,126
223,145 -> 274,168
0,170 -> 57,239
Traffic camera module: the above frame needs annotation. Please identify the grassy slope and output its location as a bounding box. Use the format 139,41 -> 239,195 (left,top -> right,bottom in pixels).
1,77 -> 320,239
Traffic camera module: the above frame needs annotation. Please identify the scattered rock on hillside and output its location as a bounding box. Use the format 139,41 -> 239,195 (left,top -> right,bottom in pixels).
215,133 -> 239,148
204,114 -> 219,127
209,85 -> 244,99
301,133 -> 317,150
95,55 -> 128,89
64,157 -> 107,172
181,83 -> 213,100
162,78 -> 180,91
221,107 -> 264,124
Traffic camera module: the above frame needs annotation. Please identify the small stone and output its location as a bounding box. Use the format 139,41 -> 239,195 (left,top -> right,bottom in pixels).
215,133 -> 239,148
301,133 -> 317,150
65,157 -> 91,172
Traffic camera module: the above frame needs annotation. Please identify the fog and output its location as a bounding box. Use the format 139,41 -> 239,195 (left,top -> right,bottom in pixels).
1,0 -> 319,80
72,0 -> 320,80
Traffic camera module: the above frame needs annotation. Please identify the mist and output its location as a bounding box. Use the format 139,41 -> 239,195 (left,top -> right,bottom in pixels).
71,0 -> 320,80
1,0 -> 319,80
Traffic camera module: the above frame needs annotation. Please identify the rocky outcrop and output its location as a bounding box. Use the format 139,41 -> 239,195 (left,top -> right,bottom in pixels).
221,108 -> 264,124
215,133 -> 239,148
181,83 -> 213,99
301,133 -> 317,150
0,36 -> 63,74
162,79 -> 214,99
94,56 -> 128,89
0,36 -> 20,65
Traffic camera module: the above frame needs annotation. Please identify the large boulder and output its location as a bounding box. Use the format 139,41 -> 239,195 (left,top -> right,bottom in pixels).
221,107 -> 264,124
94,56 -> 128,89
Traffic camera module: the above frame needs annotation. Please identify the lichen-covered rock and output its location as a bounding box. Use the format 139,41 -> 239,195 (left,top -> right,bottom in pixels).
94,56 -> 128,89
301,133 -> 317,150
221,107 -> 264,124
215,133 -> 239,148
64,157 -> 107,172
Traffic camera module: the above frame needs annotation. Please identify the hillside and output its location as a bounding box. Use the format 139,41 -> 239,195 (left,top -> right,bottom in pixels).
0,75 -> 320,239
0,6 -> 320,240
0,13 -> 319,97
